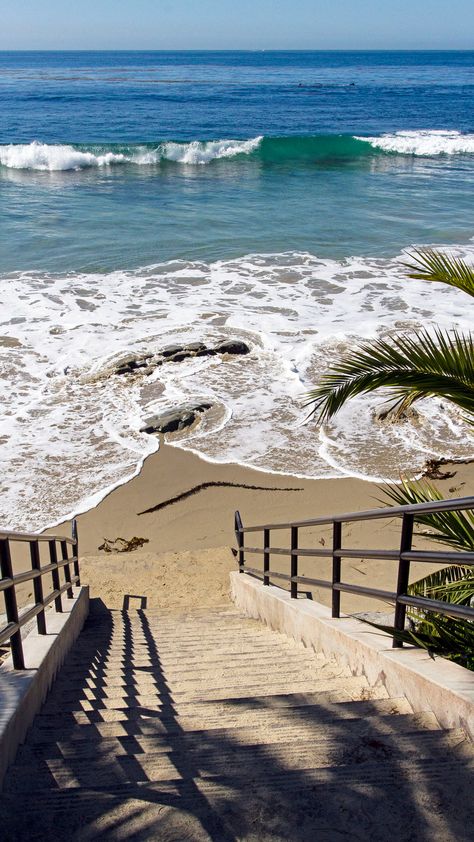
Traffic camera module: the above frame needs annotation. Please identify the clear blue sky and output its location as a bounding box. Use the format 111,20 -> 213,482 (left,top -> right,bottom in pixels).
2,0 -> 474,51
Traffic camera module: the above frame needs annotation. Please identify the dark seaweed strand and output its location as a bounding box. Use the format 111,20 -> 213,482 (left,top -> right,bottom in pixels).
138,481 -> 303,515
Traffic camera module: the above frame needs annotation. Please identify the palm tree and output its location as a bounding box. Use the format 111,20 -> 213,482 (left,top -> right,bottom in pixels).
303,249 -> 474,668
304,250 -> 474,424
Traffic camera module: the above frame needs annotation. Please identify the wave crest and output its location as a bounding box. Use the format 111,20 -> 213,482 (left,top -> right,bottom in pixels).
357,130 -> 474,156
0,141 -> 128,171
0,137 -> 264,171
161,137 -> 263,164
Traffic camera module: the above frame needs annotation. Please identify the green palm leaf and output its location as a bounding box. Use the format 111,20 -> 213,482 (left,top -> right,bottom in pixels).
357,616 -> 474,670
404,249 -> 474,298
304,328 -> 474,423
381,479 -> 474,551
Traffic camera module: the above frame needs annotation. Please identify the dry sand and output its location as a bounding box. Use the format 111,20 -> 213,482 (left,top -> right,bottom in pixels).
48,443 -> 474,615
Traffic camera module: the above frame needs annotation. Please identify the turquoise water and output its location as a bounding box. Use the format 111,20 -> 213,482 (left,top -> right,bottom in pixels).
0,52 -> 473,529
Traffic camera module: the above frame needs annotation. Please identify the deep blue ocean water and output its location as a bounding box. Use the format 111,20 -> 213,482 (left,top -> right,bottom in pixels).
0,52 -> 473,529
1,50 -> 473,271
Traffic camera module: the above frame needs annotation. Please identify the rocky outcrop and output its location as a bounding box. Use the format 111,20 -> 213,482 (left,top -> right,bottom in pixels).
114,339 -> 250,377
140,402 -> 212,435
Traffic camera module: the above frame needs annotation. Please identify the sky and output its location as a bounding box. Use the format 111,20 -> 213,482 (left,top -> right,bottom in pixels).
2,0 -> 474,51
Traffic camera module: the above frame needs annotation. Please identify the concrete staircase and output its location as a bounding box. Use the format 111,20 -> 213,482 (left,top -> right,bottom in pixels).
1,602 -> 472,841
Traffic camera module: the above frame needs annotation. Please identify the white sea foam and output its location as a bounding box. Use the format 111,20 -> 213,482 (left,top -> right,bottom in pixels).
357,130 -> 474,156
0,141 -> 128,171
0,137 -> 263,171
0,247 -> 473,531
160,137 -> 263,164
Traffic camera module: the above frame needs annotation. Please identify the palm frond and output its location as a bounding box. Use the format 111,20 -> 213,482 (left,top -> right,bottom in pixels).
381,479 -> 474,551
408,566 -> 474,606
357,616 -> 474,670
403,249 -> 474,298
304,328 -> 474,423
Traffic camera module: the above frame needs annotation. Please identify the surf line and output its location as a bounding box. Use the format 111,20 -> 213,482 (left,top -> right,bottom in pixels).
138,481 -> 303,515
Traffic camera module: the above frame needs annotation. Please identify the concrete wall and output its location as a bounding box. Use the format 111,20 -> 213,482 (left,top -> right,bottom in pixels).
0,586 -> 89,788
230,572 -> 474,740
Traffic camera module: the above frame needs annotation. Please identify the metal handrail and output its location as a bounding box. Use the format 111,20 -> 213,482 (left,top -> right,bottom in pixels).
239,495 -> 474,532
234,496 -> 474,648
0,519 -> 79,669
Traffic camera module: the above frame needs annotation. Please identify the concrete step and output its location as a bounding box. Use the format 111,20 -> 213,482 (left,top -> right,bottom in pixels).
17,711 -> 441,764
25,696 -> 414,744
51,650 -> 331,687
66,633 -> 308,656
40,674 -> 386,713
2,758 -> 472,842
45,662 -> 348,704
29,683 -> 389,734
5,728 -> 470,792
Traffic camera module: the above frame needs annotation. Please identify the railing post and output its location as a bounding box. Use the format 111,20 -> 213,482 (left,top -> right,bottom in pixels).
49,540 -> 63,612
0,538 -> 25,669
393,513 -> 414,648
290,526 -> 298,599
30,540 -> 46,635
61,540 -> 74,599
72,518 -> 80,586
332,521 -> 342,618
263,528 -> 270,586
235,511 -> 244,572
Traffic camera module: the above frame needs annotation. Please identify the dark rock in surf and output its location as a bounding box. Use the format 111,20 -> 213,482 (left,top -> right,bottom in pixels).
115,353 -> 151,375
162,345 -> 184,358
140,402 -> 212,435
195,348 -> 217,357
214,339 -> 250,355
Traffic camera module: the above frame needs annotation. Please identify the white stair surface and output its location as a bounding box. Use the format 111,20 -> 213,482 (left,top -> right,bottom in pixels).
1,602 -> 472,841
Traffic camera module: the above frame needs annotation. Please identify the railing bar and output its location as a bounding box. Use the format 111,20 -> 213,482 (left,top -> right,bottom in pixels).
243,546 -> 334,557
334,549 -> 400,560
0,621 -> 20,647
235,511 -> 244,574
292,576 -> 333,589
334,583 -> 397,601
263,529 -> 270,587
332,521 -> 342,618
0,557 -> 81,592
290,527 -> 298,599
61,540 -> 74,600
30,541 -> 46,635
267,570 -> 292,582
49,540 -> 62,613
41,579 -> 79,610
239,495 -> 474,533
242,546 -> 473,562
397,595 -> 474,621
72,519 -> 80,585
0,531 -> 76,544
0,538 -> 25,669
239,566 -> 264,578
393,513 -> 414,648
402,550 -> 474,564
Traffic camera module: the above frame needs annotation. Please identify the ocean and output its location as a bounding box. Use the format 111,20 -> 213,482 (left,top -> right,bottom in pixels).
1,50 -> 473,530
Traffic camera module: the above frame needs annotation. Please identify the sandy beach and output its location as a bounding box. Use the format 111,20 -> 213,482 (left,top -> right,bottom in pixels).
50,443 -> 474,615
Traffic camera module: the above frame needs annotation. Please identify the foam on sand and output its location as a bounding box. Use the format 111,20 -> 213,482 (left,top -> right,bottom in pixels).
0,247 -> 473,531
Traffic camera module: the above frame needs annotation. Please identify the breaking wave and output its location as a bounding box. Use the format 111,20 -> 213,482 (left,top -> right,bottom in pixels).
2,131 -> 474,172
357,130 -> 474,156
